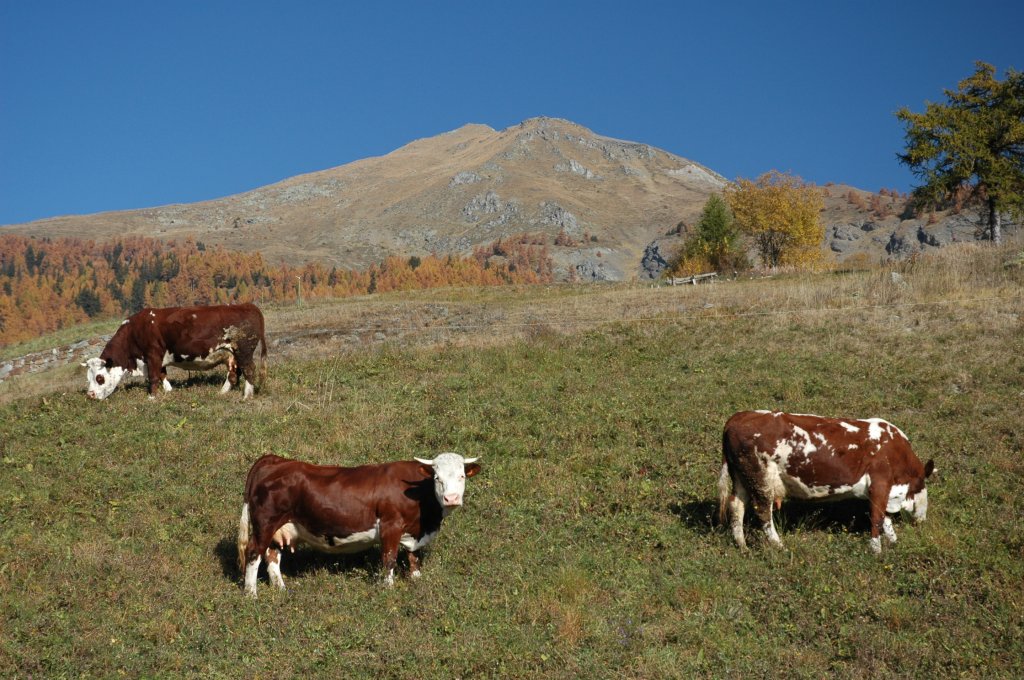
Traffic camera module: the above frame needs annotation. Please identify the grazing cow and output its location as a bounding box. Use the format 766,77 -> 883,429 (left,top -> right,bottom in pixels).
718,410 -> 934,554
82,303 -> 266,400
237,452 -> 481,596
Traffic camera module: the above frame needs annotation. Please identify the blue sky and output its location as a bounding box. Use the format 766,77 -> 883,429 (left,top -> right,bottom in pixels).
2,1 -> 1022,225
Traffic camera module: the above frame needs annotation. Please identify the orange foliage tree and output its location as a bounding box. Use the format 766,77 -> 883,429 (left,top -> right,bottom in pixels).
0,233 -> 554,347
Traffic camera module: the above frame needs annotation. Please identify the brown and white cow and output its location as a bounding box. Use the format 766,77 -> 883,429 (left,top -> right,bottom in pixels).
237,452 -> 481,596
82,303 -> 266,400
718,410 -> 934,554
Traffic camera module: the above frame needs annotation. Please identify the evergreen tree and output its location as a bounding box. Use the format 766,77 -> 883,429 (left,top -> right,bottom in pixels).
896,62 -> 1024,243
687,194 -> 745,271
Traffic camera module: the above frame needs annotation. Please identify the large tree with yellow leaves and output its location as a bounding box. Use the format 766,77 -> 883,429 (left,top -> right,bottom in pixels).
724,170 -> 826,270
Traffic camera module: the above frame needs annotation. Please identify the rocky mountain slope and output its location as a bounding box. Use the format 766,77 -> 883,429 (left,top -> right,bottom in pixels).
2,117 -> 1010,280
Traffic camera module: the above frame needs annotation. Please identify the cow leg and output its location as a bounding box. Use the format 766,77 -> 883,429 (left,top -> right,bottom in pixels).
763,508 -> 783,548
242,519 -> 283,597
265,548 -> 286,591
729,484 -> 749,549
882,516 -> 898,544
221,356 -> 237,395
408,551 -> 422,579
144,356 -> 164,398
237,353 -> 257,400
243,553 -> 262,597
868,482 -> 892,555
379,527 -> 403,587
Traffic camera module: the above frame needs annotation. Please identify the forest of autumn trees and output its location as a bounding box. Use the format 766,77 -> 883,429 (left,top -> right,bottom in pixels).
0,233 -> 554,347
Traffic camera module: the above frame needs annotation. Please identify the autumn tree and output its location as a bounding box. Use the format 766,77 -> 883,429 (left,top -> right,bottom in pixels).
724,171 -> 826,269
896,61 -> 1024,244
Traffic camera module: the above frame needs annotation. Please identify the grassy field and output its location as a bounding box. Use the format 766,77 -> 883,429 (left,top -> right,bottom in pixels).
2,245 -> 1023,678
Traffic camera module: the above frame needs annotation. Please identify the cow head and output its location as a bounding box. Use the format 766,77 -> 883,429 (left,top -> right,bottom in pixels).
415,453 -> 481,509
81,357 -> 128,400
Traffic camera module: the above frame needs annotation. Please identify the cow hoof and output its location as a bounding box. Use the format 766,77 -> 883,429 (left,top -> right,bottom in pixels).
244,588 -> 258,599
869,537 -> 883,555
411,570 -> 422,579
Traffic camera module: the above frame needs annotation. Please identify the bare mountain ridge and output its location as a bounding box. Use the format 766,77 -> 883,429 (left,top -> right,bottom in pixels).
2,117 -> 1004,280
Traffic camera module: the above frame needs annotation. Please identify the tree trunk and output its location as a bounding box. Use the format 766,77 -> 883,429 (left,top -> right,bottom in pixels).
989,199 -> 1002,244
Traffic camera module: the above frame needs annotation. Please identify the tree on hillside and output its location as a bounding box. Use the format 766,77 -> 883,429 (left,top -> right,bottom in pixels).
896,61 -> 1024,244
668,194 -> 747,276
724,171 -> 826,269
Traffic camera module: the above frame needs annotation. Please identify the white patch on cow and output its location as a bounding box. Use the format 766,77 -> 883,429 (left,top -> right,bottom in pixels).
120,319 -> 130,326
865,419 -> 885,441
813,433 -> 827,445
869,536 -> 882,555
840,422 -> 860,433
886,484 -> 910,513
149,311 -> 156,317
384,568 -> 395,587
220,376 -> 233,394
882,516 -> 898,544
791,426 -> 817,454
400,531 -> 438,552
754,409 -> 772,414
243,380 -> 254,399
848,444 -> 859,450
162,378 -> 173,392
411,569 -> 422,579
191,313 -> 197,319
782,473 -> 870,502
773,440 -> 794,458
753,433 -> 761,439
276,520 -> 382,554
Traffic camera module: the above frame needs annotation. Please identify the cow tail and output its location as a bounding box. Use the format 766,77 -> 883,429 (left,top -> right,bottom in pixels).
237,502 -> 252,573
717,460 -> 732,525
258,327 -> 268,389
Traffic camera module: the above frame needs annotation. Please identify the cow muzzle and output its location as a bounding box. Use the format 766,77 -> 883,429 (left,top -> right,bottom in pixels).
442,493 -> 463,507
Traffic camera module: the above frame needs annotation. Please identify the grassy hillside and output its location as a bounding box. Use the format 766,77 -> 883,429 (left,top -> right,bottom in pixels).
1,246 -> 1022,677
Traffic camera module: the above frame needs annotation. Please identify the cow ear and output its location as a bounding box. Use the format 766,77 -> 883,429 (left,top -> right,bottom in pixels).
924,459 -> 935,478
464,462 -> 481,478
417,463 -> 434,478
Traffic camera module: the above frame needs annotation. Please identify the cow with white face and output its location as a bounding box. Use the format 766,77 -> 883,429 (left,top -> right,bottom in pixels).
238,452 -> 481,596
83,303 -> 266,400
718,411 -> 934,554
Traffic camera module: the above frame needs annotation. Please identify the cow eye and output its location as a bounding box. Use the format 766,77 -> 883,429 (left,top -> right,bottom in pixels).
96,375 -> 105,385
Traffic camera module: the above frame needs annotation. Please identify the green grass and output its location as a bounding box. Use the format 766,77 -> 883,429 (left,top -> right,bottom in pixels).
2,247 -> 1023,677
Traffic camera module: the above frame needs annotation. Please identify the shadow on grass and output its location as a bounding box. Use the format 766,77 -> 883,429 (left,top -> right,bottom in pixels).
668,496 -> 718,534
776,499 -> 872,535
670,495 -> 875,538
